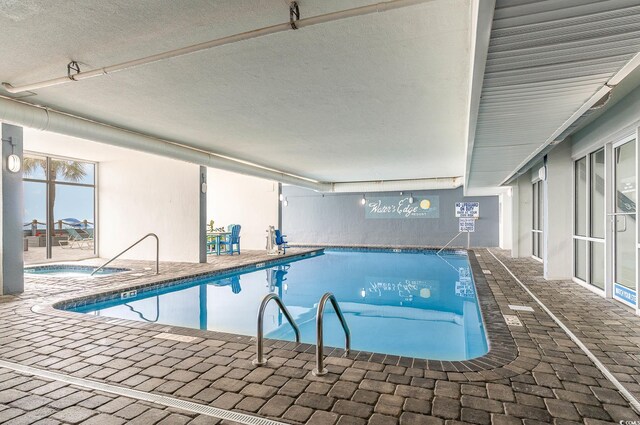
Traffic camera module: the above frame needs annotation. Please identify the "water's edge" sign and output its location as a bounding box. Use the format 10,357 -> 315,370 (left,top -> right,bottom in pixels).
365,196 -> 439,219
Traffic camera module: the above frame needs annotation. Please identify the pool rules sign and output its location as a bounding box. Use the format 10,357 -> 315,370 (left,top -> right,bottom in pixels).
459,218 -> 475,232
456,202 -> 479,232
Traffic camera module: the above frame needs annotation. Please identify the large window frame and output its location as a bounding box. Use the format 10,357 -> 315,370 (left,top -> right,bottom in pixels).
532,179 -> 544,261
23,151 -> 98,260
572,148 -> 606,294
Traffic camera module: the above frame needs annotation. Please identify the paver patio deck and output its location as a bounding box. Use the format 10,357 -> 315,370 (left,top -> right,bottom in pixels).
1,248 -> 640,424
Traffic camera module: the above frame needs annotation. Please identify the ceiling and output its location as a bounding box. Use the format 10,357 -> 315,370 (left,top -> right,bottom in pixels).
467,0 -> 640,190
0,0 -> 473,183
5,0 -> 639,193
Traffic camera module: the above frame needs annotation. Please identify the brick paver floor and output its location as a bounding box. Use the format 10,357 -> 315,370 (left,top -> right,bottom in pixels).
1,248 -> 640,424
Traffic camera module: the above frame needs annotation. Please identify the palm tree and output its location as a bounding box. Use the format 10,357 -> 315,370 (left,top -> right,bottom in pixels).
23,157 -> 88,235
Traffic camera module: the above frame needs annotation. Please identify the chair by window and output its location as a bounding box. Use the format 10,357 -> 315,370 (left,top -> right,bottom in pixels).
220,225 -> 241,255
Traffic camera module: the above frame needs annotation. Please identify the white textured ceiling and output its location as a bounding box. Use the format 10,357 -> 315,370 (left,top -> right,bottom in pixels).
0,0 -> 472,183
468,0 -> 640,189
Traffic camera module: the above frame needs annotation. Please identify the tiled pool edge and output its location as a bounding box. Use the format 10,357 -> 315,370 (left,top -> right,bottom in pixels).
50,249 -> 324,311
24,264 -> 131,277
291,244 -> 466,255
32,248 -> 532,378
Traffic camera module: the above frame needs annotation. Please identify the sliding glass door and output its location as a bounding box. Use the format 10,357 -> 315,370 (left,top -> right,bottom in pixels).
573,149 -> 605,290
612,139 -> 636,306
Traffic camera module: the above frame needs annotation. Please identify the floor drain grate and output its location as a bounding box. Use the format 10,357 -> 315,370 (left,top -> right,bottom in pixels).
0,359 -> 287,425
503,315 -> 523,326
154,332 -> 199,343
508,305 -> 534,312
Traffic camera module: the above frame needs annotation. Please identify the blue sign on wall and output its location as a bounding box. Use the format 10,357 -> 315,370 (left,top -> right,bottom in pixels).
365,196 -> 439,219
614,283 -> 637,306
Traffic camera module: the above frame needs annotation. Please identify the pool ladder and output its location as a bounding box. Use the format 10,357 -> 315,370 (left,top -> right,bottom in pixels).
253,292 -> 351,376
253,293 -> 300,366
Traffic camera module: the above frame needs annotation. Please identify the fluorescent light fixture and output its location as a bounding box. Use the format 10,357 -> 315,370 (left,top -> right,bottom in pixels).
7,154 -> 21,173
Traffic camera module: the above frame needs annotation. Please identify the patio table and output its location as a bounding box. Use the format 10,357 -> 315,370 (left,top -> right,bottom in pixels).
207,232 -> 231,255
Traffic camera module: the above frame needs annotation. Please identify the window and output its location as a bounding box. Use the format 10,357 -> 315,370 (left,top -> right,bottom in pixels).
22,153 -> 96,264
573,149 -> 605,289
532,180 -> 544,260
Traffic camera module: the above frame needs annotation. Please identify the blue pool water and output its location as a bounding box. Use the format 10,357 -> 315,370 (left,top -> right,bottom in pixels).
69,250 -> 488,360
25,265 -> 129,277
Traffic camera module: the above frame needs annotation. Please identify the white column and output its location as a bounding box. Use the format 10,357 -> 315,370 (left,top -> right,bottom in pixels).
499,191 -> 513,251
544,141 -> 573,279
515,174 -> 533,258
0,123 -> 24,295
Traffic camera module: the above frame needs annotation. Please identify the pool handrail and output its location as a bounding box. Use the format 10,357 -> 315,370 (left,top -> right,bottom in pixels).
91,233 -> 159,276
436,231 -> 465,255
253,293 -> 301,366
313,292 -> 351,376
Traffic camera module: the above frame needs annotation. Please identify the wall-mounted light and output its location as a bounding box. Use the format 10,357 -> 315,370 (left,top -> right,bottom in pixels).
7,154 -> 21,173
279,193 -> 284,202
201,172 -> 207,193
284,197 -> 289,207
360,194 -> 366,205
409,193 -> 414,204
3,137 -> 20,173
360,288 -> 366,298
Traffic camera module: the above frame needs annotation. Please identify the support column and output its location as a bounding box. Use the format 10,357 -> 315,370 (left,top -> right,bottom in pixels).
544,140 -> 573,279
1,123 -> 24,295
199,166 -> 207,263
514,174 -> 533,258
277,183 -> 283,231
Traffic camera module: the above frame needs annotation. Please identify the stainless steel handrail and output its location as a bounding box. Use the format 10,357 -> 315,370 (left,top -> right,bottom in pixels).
253,293 -> 301,366
91,233 -> 159,276
313,292 -> 351,376
436,231 -> 464,255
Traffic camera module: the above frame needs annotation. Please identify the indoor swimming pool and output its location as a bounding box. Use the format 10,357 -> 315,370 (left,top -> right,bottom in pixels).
67,249 -> 488,360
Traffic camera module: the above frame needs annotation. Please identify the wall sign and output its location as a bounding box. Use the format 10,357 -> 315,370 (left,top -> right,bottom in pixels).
459,217 -> 475,232
614,283 -> 637,306
365,196 -> 439,219
455,202 -> 479,218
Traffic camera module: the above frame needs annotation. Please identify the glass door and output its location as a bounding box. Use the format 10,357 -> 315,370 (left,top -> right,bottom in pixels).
613,139 -> 637,306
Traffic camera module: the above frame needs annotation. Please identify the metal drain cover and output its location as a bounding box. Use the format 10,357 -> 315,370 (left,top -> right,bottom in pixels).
154,333 -> 199,343
508,305 -> 534,312
503,315 -> 523,326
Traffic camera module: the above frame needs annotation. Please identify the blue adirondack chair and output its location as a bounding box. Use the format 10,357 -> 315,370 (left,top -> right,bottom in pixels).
219,224 -> 241,255
275,229 -> 288,254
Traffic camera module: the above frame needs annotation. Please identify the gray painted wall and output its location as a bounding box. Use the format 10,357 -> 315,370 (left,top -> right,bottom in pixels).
282,186 -> 499,247
1,123 -> 24,295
